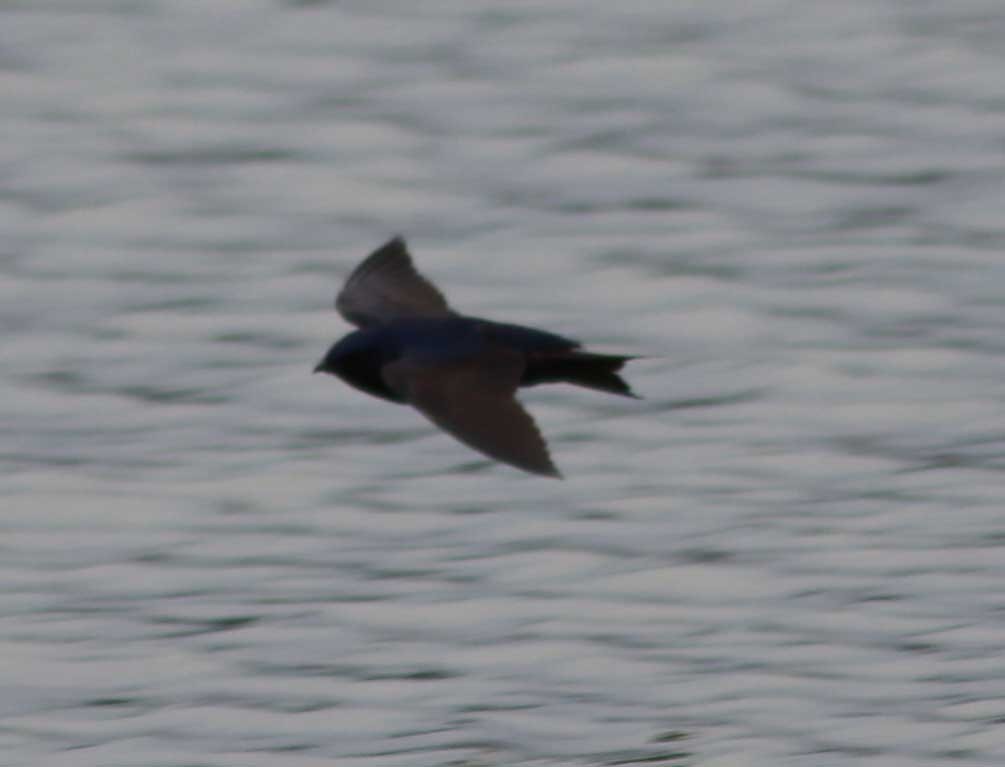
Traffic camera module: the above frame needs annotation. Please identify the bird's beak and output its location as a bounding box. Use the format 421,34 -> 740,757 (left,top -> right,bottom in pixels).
313,360 -> 324,374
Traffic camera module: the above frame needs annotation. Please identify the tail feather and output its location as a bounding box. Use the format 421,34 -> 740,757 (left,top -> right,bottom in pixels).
522,351 -> 640,398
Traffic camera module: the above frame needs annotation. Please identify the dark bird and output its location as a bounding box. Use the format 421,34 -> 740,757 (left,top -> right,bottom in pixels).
314,237 -> 639,478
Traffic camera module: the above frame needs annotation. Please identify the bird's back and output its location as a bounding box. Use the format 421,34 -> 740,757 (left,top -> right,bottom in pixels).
475,318 -> 579,354
385,315 -> 578,363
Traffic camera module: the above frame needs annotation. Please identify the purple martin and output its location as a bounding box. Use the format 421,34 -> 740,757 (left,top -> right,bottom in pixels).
314,237 -> 639,478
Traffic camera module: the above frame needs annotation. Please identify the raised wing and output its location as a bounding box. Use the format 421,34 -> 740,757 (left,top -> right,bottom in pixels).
382,348 -> 561,478
336,237 -> 453,328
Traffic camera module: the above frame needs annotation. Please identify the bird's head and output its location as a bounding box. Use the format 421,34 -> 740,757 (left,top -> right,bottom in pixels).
313,332 -> 366,376
313,330 -> 403,403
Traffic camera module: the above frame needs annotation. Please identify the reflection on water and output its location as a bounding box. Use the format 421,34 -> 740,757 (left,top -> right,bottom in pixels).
3,1 -> 1005,765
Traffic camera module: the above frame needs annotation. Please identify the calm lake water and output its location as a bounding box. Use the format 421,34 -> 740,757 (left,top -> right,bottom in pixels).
3,1 -> 1005,765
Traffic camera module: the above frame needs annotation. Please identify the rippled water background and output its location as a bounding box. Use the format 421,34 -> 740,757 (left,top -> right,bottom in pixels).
4,1 -> 1005,765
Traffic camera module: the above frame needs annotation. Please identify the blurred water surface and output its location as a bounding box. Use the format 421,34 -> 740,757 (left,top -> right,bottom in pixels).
3,1 -> 1005,765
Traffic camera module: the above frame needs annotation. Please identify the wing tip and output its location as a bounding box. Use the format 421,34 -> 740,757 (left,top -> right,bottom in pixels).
380,234 -> 408,256
359,235 -> 410,271
522,453 -> 563,479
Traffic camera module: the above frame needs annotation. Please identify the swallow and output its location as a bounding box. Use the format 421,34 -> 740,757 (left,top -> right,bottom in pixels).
314,237 -> 639,477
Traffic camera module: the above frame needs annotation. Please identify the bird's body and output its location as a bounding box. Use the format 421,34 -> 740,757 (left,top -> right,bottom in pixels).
315,237 -> 638,477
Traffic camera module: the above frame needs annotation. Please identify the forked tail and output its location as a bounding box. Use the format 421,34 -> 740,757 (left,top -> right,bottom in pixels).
522,351 -> 640,398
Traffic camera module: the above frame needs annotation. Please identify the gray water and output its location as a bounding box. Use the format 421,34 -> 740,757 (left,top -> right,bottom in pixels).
3,1 -> 1005,765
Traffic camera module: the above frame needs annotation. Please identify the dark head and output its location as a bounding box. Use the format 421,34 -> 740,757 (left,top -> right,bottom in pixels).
313,330 -> 404,403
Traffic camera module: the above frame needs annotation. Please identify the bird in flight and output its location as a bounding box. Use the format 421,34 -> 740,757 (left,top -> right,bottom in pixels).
314,237 -> 639,477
